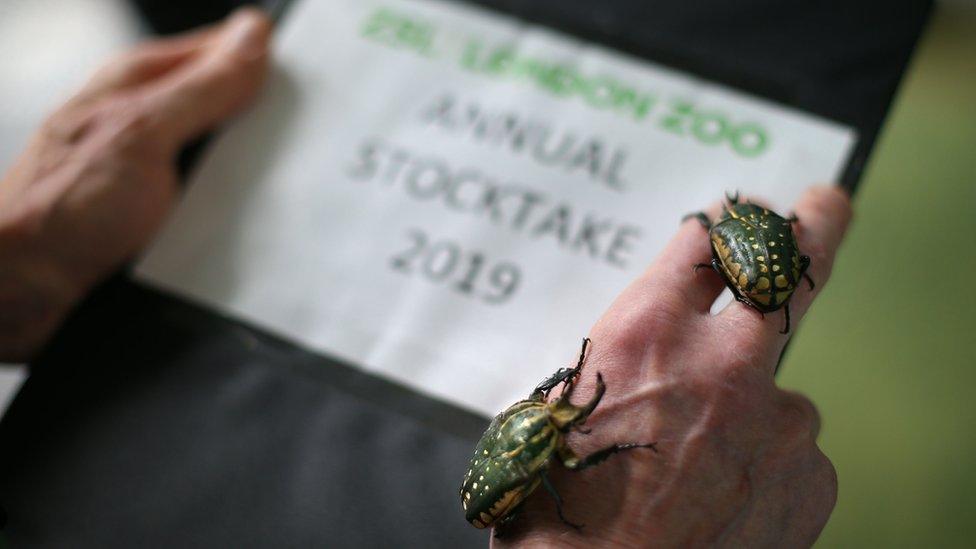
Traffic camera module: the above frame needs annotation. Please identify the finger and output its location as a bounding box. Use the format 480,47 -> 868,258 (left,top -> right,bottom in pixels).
668,202 -> 729,314
589,203 -> 726,354
716,185 -> 852,344
780,185 -> 853,320
143,7 -> 272,148
77,26 -> 221,102
777,389 -> 822,442
625,201 -> 727,314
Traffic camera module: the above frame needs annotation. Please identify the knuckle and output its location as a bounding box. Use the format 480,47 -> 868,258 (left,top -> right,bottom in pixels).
806,240 -> 831,270
39,96 -> 164,157
596,301 -> 683,356
89,52 -> 129,82
809,185 -> 852,221
41,105 -> 94,144
88,47 -> 155,90
816,449 -> 839,505
788,445 -> 839,520
210,55 -> 244,83
778,390 -> 822,438
717,335 -> 767,378
211,50 -> 262,88
110,55 -> 151,84
104,49 -> 143,76
93,97 -> 164,153
695,366 -> 767,419
803,239 -> 833,285
635,301 -> 684,337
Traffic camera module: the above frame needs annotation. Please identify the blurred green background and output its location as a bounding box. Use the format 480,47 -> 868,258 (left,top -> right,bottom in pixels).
780,4 -> 976,547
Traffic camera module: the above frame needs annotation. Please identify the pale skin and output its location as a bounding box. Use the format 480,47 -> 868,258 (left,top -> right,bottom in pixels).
0,9 -> 272,359
0,8 -> 851,547
494,189 -> 851,547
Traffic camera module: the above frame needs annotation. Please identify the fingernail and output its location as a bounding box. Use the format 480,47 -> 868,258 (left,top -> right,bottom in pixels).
225,8 -> 270,59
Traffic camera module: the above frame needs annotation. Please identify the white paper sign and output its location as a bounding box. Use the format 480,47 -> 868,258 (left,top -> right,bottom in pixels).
136,0 -> 855,416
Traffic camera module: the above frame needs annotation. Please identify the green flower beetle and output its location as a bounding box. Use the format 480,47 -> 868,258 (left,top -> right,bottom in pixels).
686,192 -> 815,334
459,338 -> 657,533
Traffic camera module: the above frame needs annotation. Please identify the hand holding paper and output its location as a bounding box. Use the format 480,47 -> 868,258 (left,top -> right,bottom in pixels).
0,9 -> 271,360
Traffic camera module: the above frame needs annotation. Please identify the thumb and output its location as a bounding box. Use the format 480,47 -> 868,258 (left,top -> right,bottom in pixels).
145,8 -> 272,149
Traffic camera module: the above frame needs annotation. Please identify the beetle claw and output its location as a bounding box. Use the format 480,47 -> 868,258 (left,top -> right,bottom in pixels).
779,305 -> 791,334
799,255 -> 815,291
803,273 -> 815,291
531,339 -> 591,398
571,442 -> 659,472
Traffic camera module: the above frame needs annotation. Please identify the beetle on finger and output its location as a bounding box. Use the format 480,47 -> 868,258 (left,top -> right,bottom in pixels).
685,192 -> 814,334
459,338 -> 657,534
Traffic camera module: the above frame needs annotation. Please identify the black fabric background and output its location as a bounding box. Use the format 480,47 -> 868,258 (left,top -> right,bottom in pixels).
0,1 -> 931,547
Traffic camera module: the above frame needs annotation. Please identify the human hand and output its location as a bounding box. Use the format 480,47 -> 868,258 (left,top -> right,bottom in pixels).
0,8 -> 271,361
494,186 -> 852,547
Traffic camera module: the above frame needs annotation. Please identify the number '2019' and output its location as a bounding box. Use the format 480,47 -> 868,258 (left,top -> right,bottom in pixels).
391,229 -> 521,304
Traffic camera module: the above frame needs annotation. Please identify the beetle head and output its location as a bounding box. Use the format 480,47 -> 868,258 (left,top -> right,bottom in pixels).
548,372 -> 606,431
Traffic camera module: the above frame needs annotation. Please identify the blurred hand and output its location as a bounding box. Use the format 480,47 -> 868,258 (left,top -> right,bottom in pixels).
496,186 -> 852,547
0,8 -> 271,361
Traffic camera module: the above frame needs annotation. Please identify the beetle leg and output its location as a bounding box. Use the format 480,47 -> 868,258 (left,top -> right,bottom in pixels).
531,338 -> 589,398
694,259 -> 767,319
682,211 -> 712,230
531,368 -> 576,399
693,257 -> 722,274
721,202 -> 733,218
566,442 -> 658,472
780,305 -> 791,334
788,213 -> 800,224
568,337 -> 590,384
568,372 -> 606,419
540,470 -> 583,530
799,255 -> 815,290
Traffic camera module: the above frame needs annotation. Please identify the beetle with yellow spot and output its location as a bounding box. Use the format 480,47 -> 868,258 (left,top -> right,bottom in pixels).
686,191 -> 815,334
459,338 -> 657,534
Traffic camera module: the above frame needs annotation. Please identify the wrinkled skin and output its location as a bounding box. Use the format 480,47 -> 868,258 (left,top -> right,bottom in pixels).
0,9 -> 272,360
494,187 -> 851,547
0,8 -> 850,547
